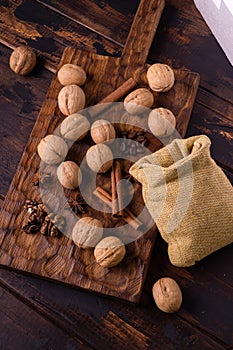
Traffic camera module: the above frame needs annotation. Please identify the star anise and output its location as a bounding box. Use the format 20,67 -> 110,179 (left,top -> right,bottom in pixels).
65,192 -> 87,215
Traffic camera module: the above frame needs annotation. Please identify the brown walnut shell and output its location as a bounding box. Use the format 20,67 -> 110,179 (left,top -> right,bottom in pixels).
124,88 -> 154,114
94,236 -> 126,268
72,217 -> 103,249
37,135 -> 68,165
57,64 -> 87,86
147,63 -> 175,92
57,161 -> 82,190
91,120 -> 116,144
152,277 -> 182,313
58,85 -> 86,115
86,144 -> 113,173
148,107 -> 176,137
9,46 -> 36,76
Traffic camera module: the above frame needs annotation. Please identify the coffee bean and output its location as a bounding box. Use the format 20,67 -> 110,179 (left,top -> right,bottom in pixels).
142,138 -> 149,147
136,131 -> 145,136
127,130 -> 137,139
136,135 -> 145,142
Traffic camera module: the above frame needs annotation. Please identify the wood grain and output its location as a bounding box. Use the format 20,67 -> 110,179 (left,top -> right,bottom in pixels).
36,0 -> 138,46
0,0 -> 122,72
145,236 -> 233,348
0,269 -> 229,350
0,0 -> 199,302
0,0 -> 232,348
0,45 -> 52,196
149,0 -> 233,103
0,282 -> 91,350
0,42 -> 199,302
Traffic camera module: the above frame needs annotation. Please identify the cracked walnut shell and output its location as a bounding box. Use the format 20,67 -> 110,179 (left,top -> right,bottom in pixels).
9,46 -> 36,76
124,88 -> 154,114
37,135 -> 68,165
57,64 -> 86,86
58,85 -> 86,115
86,144 -> 113,173
152,277 -> 182,313
147,63 -> 175,92
94,236 -> 126,268
72,217 -> 103,249
91,120 -> 116,144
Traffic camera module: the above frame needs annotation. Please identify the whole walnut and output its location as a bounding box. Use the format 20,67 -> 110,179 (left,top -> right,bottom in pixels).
147,63 -> 175,92
9,46 -> 36,76
58,85 -> 86,115
60,113 -> 90,141
57,64 -> 86,86
72,217 -> 103,249
91,120 -> 116,144
124,88 -> 154,114
152,277 -> 182,313
57,161 -> 82,189
148,107 -> 176,137
37,135 -> 68,164
86,144 -> 113,173
94,236 -> 126,268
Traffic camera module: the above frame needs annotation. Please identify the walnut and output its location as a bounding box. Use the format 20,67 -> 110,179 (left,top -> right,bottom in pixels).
94,236 -> 126,268
147,63 -> 175,92
57,161 -> 82,190
91,120 -> 116,144
60,113 -> 90,141
148,107 -> 176,137
86,144 -> 113,173
58,85 -> 86,115
72,217 -> 103,249
57,64 -> 86,86
124,88 -> 154,114
9,46 -> 36,76
152,277 -> 182,313
37,135 -> 68,164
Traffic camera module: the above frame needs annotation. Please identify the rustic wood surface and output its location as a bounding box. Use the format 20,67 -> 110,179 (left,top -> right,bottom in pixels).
0,0 -> 232,348
0,0 -> 199,303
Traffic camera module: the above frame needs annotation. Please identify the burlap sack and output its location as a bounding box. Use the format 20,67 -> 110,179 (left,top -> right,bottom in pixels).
129,135 -> 233,267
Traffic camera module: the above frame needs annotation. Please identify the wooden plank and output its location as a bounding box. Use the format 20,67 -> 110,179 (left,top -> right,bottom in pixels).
36,0 -> 139,46
144,236 -> 233,348
0,19 -> 199,302
148,0 -> 233,103
187,88 -> 233,175
0,269 -> 228,350
0,0 -> 122,72
0,282 -> 91,350
0,44 -> 53,196
120,0 -> 165,67
0,41 -> 198,301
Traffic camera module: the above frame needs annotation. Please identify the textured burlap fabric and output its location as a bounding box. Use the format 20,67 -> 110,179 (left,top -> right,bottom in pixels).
129,135 -> 233,267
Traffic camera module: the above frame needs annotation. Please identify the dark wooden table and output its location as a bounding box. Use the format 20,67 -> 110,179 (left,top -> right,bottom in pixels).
0,0 -> 232,349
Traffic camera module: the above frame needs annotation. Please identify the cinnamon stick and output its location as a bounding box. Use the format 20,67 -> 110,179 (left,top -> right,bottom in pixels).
94,187 -> 143,230
88,78 -> 137,118
98,78 -> 137,104
111,161 -> 118,216
115,160 -> 124,217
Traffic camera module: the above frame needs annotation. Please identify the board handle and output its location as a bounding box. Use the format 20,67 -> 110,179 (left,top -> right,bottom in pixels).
120,0 -> 165,67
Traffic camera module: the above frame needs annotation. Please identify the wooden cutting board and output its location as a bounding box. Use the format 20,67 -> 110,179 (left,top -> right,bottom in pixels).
0,0 -> 200,303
